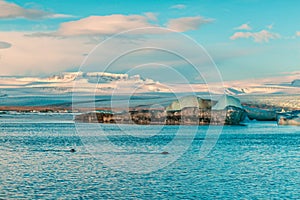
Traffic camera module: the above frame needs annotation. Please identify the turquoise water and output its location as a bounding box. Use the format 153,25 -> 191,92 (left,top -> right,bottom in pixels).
0,114 -> 300,199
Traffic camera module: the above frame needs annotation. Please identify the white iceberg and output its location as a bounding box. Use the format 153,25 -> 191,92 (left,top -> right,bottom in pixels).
166,95 -> 212,111
291,79 -> 300,87
212,95 -> 242,110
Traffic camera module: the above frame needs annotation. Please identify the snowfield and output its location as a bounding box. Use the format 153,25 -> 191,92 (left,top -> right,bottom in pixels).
0,71 -> 299,109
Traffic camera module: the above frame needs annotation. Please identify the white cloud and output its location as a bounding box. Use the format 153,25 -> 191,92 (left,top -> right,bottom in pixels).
0,41 -> 12,49
0,0 -> 73,19
170,4 -> 186,9
55,14 -> 210,36
296,31 -> 300,36
0,32 -> 93,75
0,12 -> 214,75
57,14 -> 158,36
167,16 -> 213,32
0,29 -> 217,76
230,30 -> 280,43
234,23 -> 252,30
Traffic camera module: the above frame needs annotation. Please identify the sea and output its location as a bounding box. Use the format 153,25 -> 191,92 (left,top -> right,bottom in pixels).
0,113 -> 299,199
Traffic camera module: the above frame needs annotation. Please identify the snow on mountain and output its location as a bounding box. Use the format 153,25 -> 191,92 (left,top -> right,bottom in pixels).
45,72 -> 79,82
0,71 -> 299,109
83,72 -> 128,83
221,74 -> 300,95
224,85 -> 300,95
0,71 -> 299,96
0,72 -> 171,94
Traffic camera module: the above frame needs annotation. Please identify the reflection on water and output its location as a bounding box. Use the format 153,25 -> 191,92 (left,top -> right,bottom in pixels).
0,114 -> 300,199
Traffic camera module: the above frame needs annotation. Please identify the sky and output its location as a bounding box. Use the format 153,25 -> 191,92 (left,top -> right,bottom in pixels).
0,0 -> 299,82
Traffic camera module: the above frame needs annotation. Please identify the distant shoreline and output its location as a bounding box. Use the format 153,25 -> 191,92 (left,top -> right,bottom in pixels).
0,102 -> 298,113
0,106 -> 139,113
0,106 -> 73,113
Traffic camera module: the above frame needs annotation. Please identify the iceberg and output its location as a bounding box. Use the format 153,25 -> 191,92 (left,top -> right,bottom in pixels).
244,107 -> 277,121
212,95 -> 242,110
291,79 -> 300,87
76,95 -> 246,125
165,95 -> 213,111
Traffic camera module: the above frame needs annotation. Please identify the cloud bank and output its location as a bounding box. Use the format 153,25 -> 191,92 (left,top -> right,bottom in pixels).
57,14 -> 157,36
0,0 -> 72,19
55,14 -> 211,36
0,10 -> 214,75
167,16 -> 213,32
230,30 -> 280,43
0,32 -> 93,75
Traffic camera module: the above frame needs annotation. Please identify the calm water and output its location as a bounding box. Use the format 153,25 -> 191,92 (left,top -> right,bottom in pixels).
0,113 -> 300,199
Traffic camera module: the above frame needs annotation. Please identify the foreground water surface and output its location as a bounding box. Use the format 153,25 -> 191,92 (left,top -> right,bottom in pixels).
0,113 -> 299,199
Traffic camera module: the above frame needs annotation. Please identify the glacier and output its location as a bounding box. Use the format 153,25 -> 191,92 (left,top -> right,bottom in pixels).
0,71 -> 299,110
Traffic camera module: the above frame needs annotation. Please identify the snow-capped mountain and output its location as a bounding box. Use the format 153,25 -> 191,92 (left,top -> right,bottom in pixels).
224,85 -> 300,95
0,71 -> 299,95
0,72 -> 171,94
0,71 -> 299,109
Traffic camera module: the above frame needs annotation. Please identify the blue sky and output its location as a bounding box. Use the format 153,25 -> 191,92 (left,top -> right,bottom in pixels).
0,0 -> 299,82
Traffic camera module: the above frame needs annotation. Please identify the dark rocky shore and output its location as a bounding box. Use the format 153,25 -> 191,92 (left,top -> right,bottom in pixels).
74,106 -> 246,125
74,94 -> 300,126
75,95 -> 248,125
